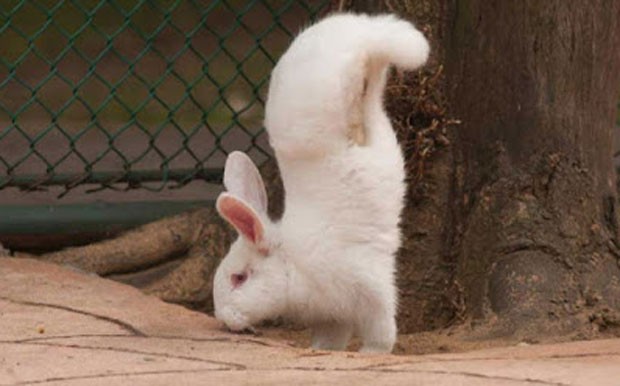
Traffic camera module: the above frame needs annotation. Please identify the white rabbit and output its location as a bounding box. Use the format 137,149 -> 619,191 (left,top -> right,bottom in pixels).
213,13 -> 429,353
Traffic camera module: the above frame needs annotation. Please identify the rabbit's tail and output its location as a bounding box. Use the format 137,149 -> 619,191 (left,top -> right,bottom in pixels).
355,15 -> 429,149
264,14 -> 429,158
364,14 -> 430,74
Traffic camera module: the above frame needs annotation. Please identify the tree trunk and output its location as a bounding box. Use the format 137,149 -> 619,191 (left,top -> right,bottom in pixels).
351,0 -> 620,339
445,0 -> 620,338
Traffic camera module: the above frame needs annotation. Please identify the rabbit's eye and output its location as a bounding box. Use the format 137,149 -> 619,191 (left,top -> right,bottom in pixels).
231,272 -> 248,288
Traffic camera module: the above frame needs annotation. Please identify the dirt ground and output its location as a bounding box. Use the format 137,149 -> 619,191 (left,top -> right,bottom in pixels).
243,316 -> 618,356
259,326 -> 510,355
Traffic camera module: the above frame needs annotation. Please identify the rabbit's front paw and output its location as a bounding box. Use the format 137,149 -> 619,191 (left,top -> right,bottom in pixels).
311,323 -> 352,351
358,312 -> 396,354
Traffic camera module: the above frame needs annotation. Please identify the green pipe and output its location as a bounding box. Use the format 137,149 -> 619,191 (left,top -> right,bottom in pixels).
0,200 -> 212,235
0,168 -> 223,189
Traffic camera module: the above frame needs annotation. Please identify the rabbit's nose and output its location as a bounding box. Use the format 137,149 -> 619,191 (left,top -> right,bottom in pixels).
231,272 -> 248,288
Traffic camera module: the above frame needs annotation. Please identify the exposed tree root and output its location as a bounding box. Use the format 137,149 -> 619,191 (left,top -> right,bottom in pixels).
37,208 -> 218,275
13,207 -> 233,313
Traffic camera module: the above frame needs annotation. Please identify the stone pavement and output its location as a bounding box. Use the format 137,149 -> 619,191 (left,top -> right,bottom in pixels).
1,257 -> 619,386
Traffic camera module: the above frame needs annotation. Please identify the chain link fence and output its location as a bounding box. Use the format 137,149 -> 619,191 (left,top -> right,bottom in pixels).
0,0 -> 331,196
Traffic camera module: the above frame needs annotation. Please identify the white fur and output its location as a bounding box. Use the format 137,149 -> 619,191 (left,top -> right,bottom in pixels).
213,13 -> 429,353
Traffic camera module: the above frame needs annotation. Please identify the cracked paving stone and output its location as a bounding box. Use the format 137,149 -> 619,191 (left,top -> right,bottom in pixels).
1,257 -> 619,386
0,299 -> 141,340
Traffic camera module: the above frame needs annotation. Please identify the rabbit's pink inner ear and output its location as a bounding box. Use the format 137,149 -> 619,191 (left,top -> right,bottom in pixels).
217,195 -> 264,244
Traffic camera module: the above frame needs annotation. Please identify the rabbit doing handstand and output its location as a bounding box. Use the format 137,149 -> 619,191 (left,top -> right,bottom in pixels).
213,13 -> 429,353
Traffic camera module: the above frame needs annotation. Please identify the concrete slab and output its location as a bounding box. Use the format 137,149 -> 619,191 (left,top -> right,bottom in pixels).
1,257 -> 618,385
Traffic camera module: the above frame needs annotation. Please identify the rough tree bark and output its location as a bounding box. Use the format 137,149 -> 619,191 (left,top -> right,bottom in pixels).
445,0 -> 620,338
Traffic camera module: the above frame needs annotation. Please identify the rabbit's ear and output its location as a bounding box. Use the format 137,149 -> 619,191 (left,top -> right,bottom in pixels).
223,151 -> 268,214
216,193 -> 265,246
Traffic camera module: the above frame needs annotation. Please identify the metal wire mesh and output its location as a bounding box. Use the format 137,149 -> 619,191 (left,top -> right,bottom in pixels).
0,0 -> 331,194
